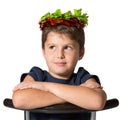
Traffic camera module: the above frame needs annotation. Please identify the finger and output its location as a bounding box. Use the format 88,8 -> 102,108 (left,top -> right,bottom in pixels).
13,85 -> 21,91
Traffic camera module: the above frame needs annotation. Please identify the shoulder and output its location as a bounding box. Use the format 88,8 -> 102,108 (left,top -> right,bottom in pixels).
21,66 -> 46,82
75,67 -> 100,84
30,66 -> 44,73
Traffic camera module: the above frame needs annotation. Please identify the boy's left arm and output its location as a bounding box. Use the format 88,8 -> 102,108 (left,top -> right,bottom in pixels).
45,78 -> 107,110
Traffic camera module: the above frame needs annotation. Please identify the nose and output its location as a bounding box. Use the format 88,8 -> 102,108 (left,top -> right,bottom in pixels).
57,49 -> 65,59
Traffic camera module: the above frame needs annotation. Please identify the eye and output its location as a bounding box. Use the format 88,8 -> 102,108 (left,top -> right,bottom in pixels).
49,45 -> 56,50
64,45 -> 73,50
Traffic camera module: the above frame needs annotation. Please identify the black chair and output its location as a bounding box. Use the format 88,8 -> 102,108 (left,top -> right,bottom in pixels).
3,98 -> 119,120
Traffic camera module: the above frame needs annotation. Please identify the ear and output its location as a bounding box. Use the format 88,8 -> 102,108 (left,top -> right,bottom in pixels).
79,48 -> 85,60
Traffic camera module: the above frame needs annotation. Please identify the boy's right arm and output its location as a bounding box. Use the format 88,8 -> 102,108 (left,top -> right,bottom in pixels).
12,75 -> 66,109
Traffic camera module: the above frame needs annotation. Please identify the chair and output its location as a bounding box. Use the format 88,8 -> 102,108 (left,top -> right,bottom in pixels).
3,98 -> 119,120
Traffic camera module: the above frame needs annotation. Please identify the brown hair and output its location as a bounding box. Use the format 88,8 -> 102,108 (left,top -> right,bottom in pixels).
41,25 -> 85,50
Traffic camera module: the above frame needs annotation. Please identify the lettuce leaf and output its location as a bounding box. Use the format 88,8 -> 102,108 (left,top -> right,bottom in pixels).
40,9 -> 88,25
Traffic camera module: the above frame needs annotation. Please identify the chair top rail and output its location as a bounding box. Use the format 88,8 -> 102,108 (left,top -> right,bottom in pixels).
3,98 -> 119,114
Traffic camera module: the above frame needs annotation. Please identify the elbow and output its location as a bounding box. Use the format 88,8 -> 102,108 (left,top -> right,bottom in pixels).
94,99 -> 106,110
93,92 -> 107,110
12,91 -> 27,109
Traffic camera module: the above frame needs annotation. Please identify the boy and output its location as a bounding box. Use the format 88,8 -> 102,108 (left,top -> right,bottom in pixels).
12,9 -> 107,120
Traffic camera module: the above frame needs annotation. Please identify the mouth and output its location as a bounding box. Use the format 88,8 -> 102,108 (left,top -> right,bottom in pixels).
54,62 -> 66,66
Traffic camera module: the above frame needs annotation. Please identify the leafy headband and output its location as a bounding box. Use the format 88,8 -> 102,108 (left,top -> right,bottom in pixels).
39,9 -> 88,30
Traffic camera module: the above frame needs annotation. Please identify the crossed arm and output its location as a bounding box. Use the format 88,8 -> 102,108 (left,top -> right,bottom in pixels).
12,75 -> 107,110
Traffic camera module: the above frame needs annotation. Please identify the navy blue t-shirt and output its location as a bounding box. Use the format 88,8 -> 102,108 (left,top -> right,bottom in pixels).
21,66 -> 100,84
21,66 -> 100,120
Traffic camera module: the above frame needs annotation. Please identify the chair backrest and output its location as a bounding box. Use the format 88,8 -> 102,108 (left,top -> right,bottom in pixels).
3,98 -> 119,120
24,111 -> 96,120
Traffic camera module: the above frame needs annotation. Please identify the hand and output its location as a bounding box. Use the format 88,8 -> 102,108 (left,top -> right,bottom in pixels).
13,81 -> 47,92
13,81 -> 34,91
80,79 -> 103,89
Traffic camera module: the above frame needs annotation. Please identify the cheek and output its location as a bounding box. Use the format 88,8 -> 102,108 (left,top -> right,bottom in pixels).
44,52 -> 55,62
43,49 -> 52,57
70,51 -> 80,58
67,52 -> 79,62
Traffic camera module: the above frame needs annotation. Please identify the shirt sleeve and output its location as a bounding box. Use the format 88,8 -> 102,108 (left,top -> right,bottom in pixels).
20,66 -> 44,82
75,67 -> 101,85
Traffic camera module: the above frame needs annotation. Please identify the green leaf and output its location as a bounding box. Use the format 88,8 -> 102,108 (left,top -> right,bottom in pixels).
63,11 -> 73,19
40,12 -> 50,21
51,9 -> 62,18
74,9 -> 82,17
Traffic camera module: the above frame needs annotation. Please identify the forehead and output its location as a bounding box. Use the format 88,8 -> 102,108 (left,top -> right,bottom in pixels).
46,32 -> 77,44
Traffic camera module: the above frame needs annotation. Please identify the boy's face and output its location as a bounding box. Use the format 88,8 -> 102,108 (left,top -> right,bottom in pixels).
42,32 -> 84,79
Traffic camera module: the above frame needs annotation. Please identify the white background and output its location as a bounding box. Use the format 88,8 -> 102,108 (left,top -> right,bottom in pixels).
0,0 -> 119,119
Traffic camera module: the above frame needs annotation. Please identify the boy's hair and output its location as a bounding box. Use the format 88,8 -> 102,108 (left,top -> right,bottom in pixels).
42,25 -> 85,50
